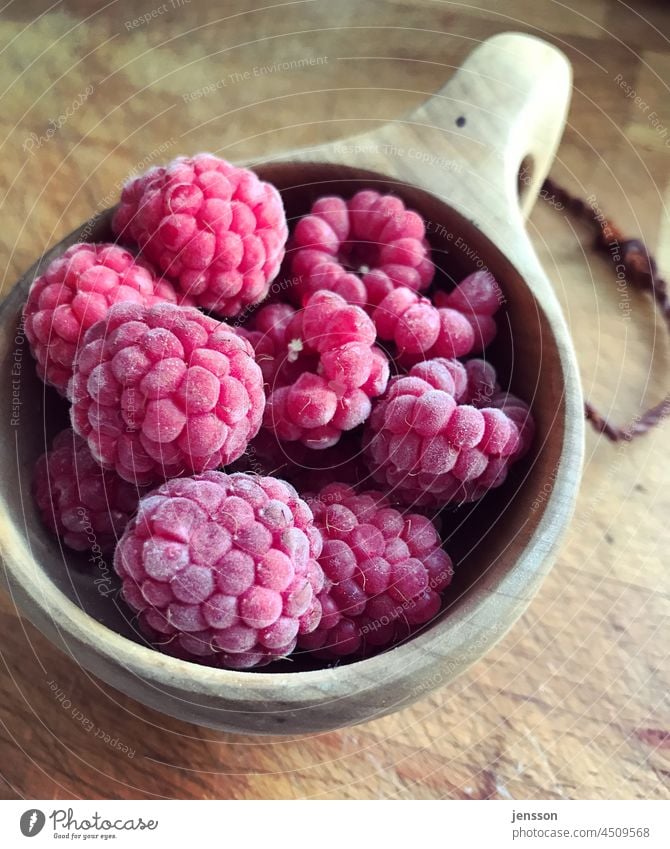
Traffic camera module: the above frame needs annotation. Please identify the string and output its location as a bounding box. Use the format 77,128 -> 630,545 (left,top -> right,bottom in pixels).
543,178 -> 670,442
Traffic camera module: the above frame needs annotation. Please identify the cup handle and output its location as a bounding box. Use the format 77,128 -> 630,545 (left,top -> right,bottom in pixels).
400,32 -> 571,227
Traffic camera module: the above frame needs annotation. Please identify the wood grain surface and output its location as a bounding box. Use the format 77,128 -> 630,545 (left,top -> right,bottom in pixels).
0,0 -> 668,799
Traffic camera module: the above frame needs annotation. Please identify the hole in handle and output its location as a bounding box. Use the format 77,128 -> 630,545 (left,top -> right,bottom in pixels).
517,155 -> 535,206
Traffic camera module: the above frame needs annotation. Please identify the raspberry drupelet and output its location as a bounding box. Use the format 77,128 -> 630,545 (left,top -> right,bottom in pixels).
23,242 -> 184,395
112,154 -> 288,316
373,271 -> 502,365
289,191 -> 434,308
34,428 -> 143,553
240,291 -> 390,449
68,302 -> 265,486
363,358 -> 534,507
298,482 -> 453,658
114,471 -> 324,669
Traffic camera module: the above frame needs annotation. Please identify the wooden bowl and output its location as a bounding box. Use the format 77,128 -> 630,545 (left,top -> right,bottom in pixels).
0,33 -> 583,734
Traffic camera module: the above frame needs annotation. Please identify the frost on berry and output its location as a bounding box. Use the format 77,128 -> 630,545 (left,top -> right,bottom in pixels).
373,275 -> 502,366
23,242 -> 183,395
364,358 -> 534,506
69,302 -> 265,486
33,428 -> 143,552
112,154 -> 288,317
289,191 -> 434,308
241,291 -> 390,448
114,470 -> 324,669
297,483 -> 453,658
432,270 -> 503,356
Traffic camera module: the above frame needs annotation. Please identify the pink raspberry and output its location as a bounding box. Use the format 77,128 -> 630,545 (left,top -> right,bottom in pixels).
113,154 -> 288,317
364,358 -> 534,506
241,291 -> 390,449
114,471 -> 324,669
432,270 -> 502,353
298,483 -> 453,658
34,428 -> 142,553
289,191 -> 434,308
373,275 -> 501,366
373,288 -> 471,359
23,242 -> 183,395
69,302 -> 265,485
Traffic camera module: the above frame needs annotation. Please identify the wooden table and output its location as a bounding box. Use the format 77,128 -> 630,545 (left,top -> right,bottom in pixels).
1,0 -> 668,800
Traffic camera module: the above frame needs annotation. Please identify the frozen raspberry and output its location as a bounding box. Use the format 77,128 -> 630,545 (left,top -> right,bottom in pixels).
289,191 -> 434,308
297,483 -> 453,658
364,358 -> 534,506
69,302 -> 265,486
34,428 -> 142,553
373,278 -> 500,366
23,242 -> 184,395
433,270 -> 502,353
241,291 -> 390,449
113,154 -> 288,316
114,471 -> 324,669
373,288 -> 470,360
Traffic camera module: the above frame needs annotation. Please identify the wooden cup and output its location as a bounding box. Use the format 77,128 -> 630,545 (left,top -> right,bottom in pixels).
0,32 -> 583,734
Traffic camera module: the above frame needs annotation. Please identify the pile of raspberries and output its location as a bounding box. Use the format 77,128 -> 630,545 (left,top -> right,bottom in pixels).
26,153 -> 534,670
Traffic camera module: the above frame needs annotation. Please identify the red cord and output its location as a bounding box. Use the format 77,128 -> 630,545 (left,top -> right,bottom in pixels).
542,178 -> 670,442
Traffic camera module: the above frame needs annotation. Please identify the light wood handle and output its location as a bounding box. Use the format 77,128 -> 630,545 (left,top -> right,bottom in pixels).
409,32 -> 572,220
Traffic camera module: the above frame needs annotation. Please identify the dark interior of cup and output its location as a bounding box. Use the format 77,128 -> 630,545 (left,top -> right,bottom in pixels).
0,162 -> 566,672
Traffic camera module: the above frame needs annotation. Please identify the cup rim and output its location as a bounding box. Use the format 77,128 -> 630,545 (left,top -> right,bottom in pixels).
0,178 -> 584,715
